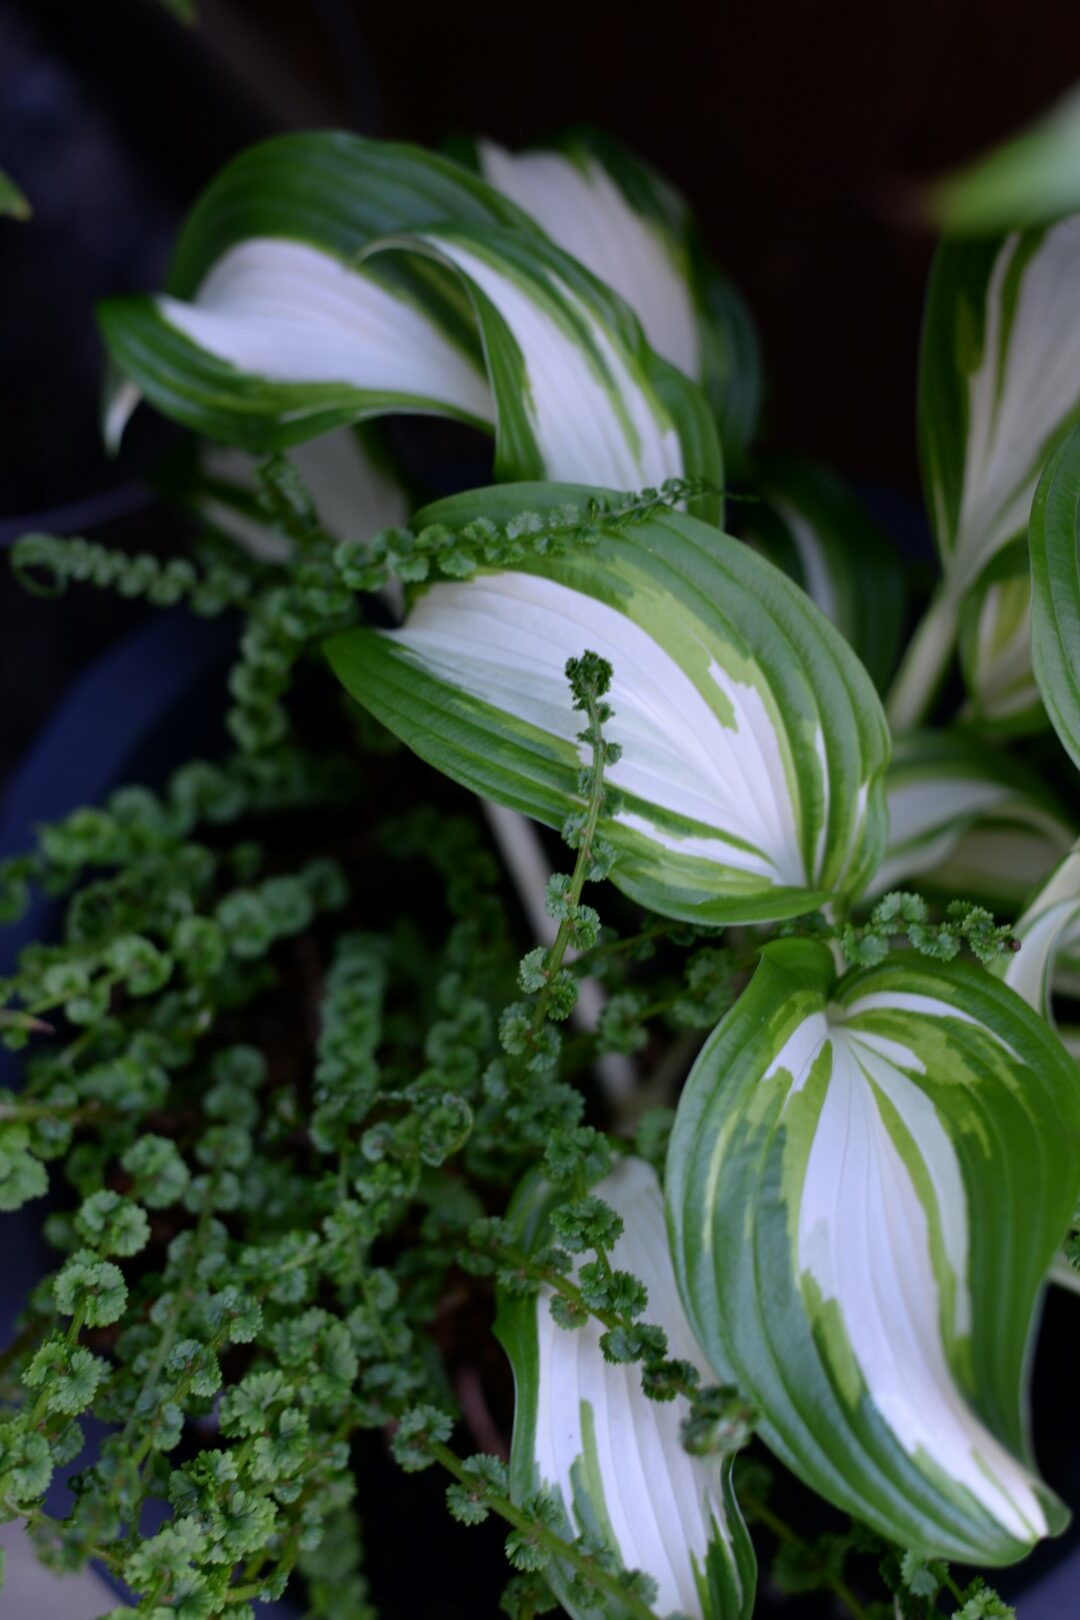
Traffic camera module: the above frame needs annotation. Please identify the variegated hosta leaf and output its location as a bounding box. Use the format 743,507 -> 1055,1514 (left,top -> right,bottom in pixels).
477,136 -> 699,382
365,224 -> 719,498
957,541 -> 1043,732
992,843 -> 1080,1029
496,1157 -> 756,1620
866,730 -> 1074,906
1029,419 -> 1080,772
667,938 -> 1080,1563
324,481 -> 890,925
195,427 -> 408,563
742,457 -> 906,692
97,132 -> 720,504
893,217 -> 1080,729
920,217 -> 1080,599
473,131 -> 762,466
99,133 -> 517,450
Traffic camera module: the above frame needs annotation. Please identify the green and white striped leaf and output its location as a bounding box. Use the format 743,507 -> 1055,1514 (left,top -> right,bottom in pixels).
893,216 -> 1080,729
473,131 -> 762,467
742,457 -> 906,692
866,730 -> 1074,906
324,481 -> 890,925
1029,419 -> 1080,772
920,218 -> 1080,597
97,132 -> 720,502
476,136 -> 700,383
496,1156 -> 756,1620
365,225 -> 719,496
99,133 -> 513,450
956,540 -> 1044,732
667,938 -> 1080,1563
992,843 -> 1080,1035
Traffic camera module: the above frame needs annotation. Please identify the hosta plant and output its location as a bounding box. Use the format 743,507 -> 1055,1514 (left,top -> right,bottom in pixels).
3,111 -> 1080,1620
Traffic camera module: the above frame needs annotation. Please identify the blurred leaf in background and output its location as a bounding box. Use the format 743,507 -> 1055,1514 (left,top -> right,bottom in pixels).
926,84 -> 1080,233
0,168 -> 30,220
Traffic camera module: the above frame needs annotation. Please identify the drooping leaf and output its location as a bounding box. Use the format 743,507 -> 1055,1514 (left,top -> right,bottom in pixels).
925,85 -> 1080,234
743,457 -> 906,691
99,134 -> 514,450
366,225 -> 719,498
99,238 -> 494,453
667,937 -> 1080,1563
1029,419 -> 1080,772
497,1156 -> 756,1619
866,730 -> 1074,905
324,481 -> 890,926
97,132 -> 720,504
473,131 -> 762,466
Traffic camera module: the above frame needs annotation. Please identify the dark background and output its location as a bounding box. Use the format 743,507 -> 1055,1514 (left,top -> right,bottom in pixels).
3,0 -> 1080,785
